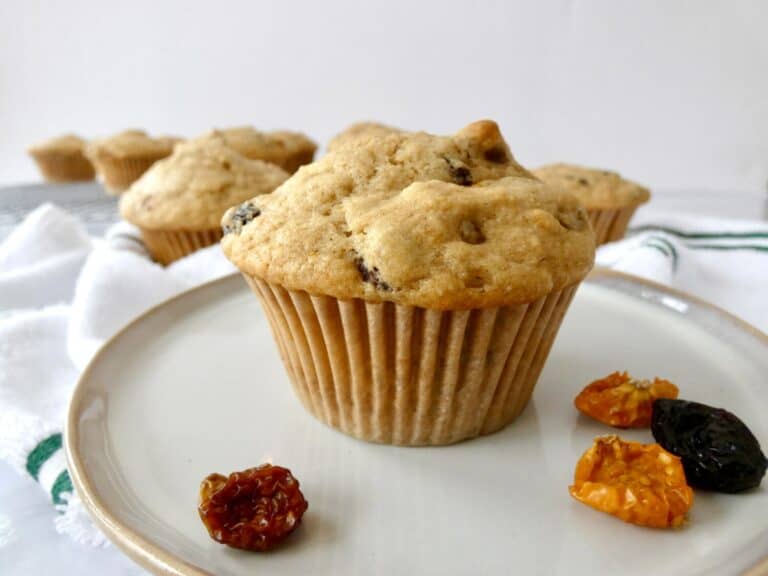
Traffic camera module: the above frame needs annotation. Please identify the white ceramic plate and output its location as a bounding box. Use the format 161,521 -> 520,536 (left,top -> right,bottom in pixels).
66,271 -> 768,576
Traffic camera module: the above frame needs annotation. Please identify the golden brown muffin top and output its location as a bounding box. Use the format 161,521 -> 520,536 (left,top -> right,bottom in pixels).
326,121 -> 403,151
193,126 -> 317,173
86,130 -> 180,160
533,163 -> 650,210
28,134 -> 88,156
222,120 -> 595,309
120,139 -> 289,231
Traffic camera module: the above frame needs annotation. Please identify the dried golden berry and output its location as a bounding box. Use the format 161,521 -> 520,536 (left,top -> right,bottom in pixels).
574,371 -> 679,428
198,464 -> 308,551
569,435 -> 694,528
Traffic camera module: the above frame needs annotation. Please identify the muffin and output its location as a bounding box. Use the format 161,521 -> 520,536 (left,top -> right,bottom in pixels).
222,120 -> 596,446
533,163 -> 650,245
27,134 -> 95,182
121,139 -> 289,265
195,127 -> 317,174
87,130 -> 180,195
327,121 -> 402,151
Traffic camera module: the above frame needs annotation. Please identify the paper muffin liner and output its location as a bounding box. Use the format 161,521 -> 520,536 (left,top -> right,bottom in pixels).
31,153 -> 95,182
244,275 -> 579,446
140,228 -> 223,265
587,205 -> 642,245
91,156 -> 162,195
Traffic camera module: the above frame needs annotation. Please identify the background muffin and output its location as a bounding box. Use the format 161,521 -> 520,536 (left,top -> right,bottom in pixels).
222,120 -> 595,446
534,163 -> 650,245
121,138 -> 288,264
86,130 -> 180,195
194,126 -> 316,173
27,134 -> 95,182
326,121 -> 402,151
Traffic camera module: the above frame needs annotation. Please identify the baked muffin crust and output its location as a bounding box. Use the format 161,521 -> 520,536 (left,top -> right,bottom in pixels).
28,134 -> 88,155
327,121 -> 403,151
194,126 -> 317,173
120,139 -> 289,231
533,163 -> 650,210
86,130 -> 179,160
222,121 -> 595,308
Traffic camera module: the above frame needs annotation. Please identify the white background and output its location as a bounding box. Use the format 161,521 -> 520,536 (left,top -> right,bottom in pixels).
0,0 -> 767,193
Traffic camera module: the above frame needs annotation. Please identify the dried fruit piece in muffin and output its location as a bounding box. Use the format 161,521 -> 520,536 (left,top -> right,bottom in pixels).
574,371 -> 679,428
652,399 -> 768,493
223,201 -> 262,235
198,464 -> 308,551
569,435 -> 694,528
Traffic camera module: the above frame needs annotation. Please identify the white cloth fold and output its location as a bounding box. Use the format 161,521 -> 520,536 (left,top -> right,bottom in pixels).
597,210 -> 768,333
0,206 -> 92,310
0,202 -> 765,548
0,204 -> 235,545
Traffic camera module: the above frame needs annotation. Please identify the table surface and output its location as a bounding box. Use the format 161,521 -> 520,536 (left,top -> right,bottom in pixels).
0,181 -> 766,576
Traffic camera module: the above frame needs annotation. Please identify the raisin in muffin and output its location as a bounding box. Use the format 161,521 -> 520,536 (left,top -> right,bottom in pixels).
27,134 -> 95,182
222,120 -> 595,446
86,130 -> 181,195
533,163 -> 650,245
120,138 -> 288,264
194,126 -> 316,174
326,121 -> 403,151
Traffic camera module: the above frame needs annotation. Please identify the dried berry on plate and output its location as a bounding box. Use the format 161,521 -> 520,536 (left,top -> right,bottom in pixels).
198,464 -> 308,551
652,399 -> 768,493
574,371 -> 679,428
569,435 -> 694,528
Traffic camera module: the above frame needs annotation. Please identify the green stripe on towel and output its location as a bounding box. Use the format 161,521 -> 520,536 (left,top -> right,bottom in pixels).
630,225 -> 768,240
642,242 -> 672,260
26,433 -> 62,480
639,236 -> 679,270
688,244 -> 768,253
51,469 -> 73,506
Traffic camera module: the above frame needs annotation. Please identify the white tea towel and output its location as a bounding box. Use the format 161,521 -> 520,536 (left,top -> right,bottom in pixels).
0,202 -> 766,548
0,204 -> 235,545
0,205 -> 92,311
598,210 -> 768,333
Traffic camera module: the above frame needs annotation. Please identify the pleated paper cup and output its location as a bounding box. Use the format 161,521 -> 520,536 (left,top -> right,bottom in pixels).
244,275 -> 580,446
30,153 -> 95,182
140,228 -> 223,265
587,205 -> 642,245
91,156 -> 162,195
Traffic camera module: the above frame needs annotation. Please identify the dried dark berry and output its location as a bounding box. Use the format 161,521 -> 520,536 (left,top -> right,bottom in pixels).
354,255 -> 391,291
459,220 -> 485,244
555,206 -> 588,231
444,157 -> 473,186
483,146 -> 508,164
198,464 -> 308,551
223,202 -> 261,235
652,399 -> 767,493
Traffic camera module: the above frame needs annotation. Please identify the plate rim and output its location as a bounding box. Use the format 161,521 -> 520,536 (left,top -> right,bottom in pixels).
64,269 -> 768,576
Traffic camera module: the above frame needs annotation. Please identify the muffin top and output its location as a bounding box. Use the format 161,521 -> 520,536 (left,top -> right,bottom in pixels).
533,163 -> 650,210
194,126 -> 317,173
28,134 -> 88,156
87,130 -> 180,160
222,120 -> 595,309
120,139 -> 289,231
327,121 -> 403,151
